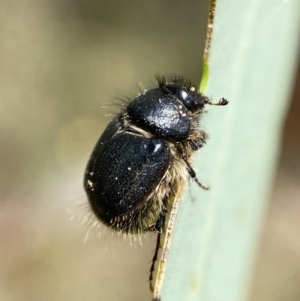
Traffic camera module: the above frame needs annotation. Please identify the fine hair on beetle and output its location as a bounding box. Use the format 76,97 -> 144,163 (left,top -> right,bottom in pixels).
83,74 -> 228,292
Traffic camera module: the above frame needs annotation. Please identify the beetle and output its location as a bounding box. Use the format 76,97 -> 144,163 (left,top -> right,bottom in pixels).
83,74 -> 228,292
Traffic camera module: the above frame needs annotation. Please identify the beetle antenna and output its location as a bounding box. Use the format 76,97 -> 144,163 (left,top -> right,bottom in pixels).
204,97 -> 228,106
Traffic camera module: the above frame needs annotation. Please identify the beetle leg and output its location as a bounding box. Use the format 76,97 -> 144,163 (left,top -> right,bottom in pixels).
148,197 -> 168,291
149,232 -> 162,292
188,129 -> 208,150
184,159 -> 209,190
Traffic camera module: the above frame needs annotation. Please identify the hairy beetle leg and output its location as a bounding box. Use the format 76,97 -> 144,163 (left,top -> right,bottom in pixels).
149,232 -> 162,292
148,202 -> 168,292
184,159 -> 209,190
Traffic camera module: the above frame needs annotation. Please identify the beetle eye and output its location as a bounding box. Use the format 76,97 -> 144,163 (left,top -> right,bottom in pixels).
164,84 -> 205,112
179,90 -> 188,101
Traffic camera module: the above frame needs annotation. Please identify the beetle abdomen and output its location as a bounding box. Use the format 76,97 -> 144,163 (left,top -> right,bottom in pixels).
84,117 -> 172,233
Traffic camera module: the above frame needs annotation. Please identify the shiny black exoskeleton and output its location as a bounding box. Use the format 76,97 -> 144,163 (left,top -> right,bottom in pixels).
84,75 -> 228,235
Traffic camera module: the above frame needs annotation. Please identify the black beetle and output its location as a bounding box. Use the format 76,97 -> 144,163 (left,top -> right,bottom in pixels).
83,75 -> 228,292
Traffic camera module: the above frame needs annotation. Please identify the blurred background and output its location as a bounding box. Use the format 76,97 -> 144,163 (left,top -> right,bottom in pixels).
0,1 -> 299,301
